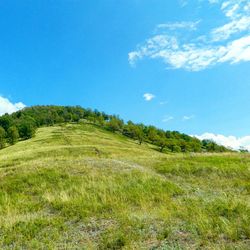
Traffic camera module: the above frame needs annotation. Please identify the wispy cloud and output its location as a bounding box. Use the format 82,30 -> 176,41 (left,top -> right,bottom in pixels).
157,21 -> 200,31
162,115 -> 174,122
129,0 -> 250,71
0,96 -> 26,116
210,16 -> 250,42
195,132 -> 250,151
183,115 -> 195,121
143,93 -> 155,101
210,0 -> 250,42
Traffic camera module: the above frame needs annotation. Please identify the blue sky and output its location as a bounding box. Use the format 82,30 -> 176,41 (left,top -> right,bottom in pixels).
0,0 -> 250,149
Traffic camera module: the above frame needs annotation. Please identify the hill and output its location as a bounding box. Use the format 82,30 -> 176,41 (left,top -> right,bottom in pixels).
0,105 -> 231,153
0,123 -> 249,249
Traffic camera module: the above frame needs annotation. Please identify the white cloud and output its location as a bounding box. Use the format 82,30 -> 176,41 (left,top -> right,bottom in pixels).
195,132 -> 250,151
157,21 -> 200,31
162,115 -> 174,122
211,0 -> 250,42
221,1 -> 231,10
129,0 -> 250,71
129,35 -> 179,66
0,96 -> 26,116
183,115 -> 195,121
128,51 -> 143,66
224,3 -> 239,17
219,35 -> 250,63
143,93 -> 155,101
211,16 -> 250,42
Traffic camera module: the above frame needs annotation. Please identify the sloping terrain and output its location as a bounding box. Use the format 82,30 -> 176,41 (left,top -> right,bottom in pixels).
0,123 -> 249,249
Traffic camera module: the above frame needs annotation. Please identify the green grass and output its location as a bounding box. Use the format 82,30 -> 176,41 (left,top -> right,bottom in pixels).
0,123 -> 249,249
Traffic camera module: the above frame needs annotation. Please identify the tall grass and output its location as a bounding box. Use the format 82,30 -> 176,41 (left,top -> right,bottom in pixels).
0,124 -> 249,249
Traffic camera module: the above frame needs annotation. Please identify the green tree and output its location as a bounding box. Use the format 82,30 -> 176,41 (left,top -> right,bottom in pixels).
134,126 -> 144,145
147,126 -> 158,143
172,144 -> 181,152
72,114 -> 80,122
202,139 -> 216,152
190,138 -> 202,152
0,126 -> 6,149
239,147 -> 248,153
96,115 -> 105,126
180,140 -> 191,153
7,126 -> 19,145
64,112 -> 72,122
0,114 -> 13,131
123,122 -> 144,145
156,137 -> 168,152
165,139 -> 178,152
18,122 -> 36,139
106,117 -> 123,132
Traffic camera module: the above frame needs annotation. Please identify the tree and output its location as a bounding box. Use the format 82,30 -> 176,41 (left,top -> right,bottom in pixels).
134,126 -> 144,145
172,144 -> 181,153
7,126 -> 19,145
147,126 -> 158,143
0,126 -> 6,149
123,122 -> 144,144
64,112 -> 72,122
0,105 -> 232,154
189,138 -> 202,152
94,115 -> 105,126
18,122 -> 36,139
180,140 -> 191,153
202,139 -> 216,152
129,125 -> 144,145
0,114 -> 13,131
165,139 -> 178,152
72,114 -> 80,122
156,137 -> 168,152
106,117 -> 123,132
239,147 -> 248,153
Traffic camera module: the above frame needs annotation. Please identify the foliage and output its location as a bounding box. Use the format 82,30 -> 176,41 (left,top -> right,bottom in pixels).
123,121 -> 144,144
18,121 -> 36,140
0,105 -> 232,153
0,126 -> 6,149
7,126 -> 19,145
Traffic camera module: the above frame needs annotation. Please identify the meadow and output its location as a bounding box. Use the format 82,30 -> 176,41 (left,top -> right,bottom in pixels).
0,123 -> 249,249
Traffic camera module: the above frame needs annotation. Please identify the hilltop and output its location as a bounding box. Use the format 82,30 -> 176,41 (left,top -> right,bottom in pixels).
0,105 -> 231,153
0,123 -> 249,249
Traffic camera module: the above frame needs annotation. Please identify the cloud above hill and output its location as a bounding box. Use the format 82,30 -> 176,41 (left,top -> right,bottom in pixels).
0,96 -> 26,116
129,0 -> 250,71
143,93 -> 155,101
195,132 -> 250,151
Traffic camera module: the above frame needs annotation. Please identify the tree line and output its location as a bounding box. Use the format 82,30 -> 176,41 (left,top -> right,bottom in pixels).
0,105 -> 231,153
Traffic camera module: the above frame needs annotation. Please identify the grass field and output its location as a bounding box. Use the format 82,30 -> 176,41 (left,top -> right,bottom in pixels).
0,123 -> 249,249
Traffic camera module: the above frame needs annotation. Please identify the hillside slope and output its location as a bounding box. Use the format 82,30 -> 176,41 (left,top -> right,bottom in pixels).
0,123 -> 249,249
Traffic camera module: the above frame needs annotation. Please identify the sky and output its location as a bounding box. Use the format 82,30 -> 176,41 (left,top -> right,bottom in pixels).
0,0 -> 250,150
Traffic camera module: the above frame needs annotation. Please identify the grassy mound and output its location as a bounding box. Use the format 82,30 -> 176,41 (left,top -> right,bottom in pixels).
0,124 -> 249,249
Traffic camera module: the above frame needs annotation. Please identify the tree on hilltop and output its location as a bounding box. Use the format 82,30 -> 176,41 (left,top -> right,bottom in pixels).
18,121 -> 36,139
0,126 -> 6,149
7,126 -> 19,145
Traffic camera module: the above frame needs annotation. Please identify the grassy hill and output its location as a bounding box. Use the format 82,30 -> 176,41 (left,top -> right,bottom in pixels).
0,123 -> 249,249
